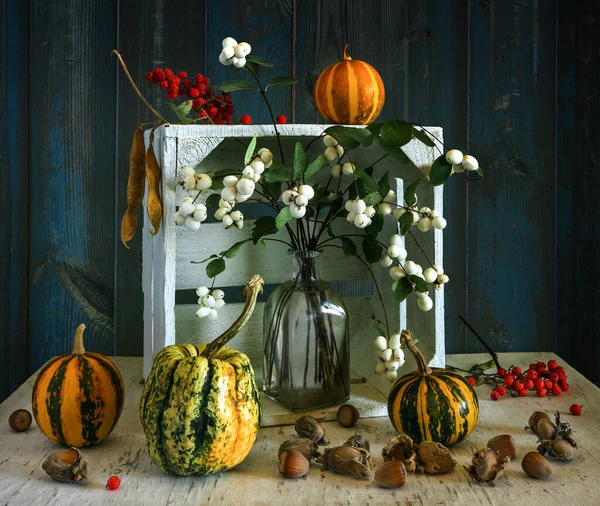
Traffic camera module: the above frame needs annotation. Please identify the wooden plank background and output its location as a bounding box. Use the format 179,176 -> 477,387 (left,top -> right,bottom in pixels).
1,0 -> 599,401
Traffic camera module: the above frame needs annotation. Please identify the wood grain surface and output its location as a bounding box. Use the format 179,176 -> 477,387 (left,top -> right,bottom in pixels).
1,0 -> 599,402
1,352 -> 598,505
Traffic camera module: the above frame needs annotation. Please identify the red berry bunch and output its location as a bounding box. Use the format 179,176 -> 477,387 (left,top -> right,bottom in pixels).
145,67 -> 236,125
488,359 -> 569,400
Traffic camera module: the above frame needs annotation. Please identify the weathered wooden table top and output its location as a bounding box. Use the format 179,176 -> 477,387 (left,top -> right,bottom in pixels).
1,352 -> 599,506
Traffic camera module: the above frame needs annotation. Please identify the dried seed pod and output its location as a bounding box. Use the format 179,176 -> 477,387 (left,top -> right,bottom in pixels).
121,126 -> 146,247
466,448 -> 510,486
319,445 -> 374,480
344,434 -> 370,452
539,439 -> 575,462
374,461 -> 407,488
337,404 -> 360,428
415,441 -> 456,474
295,415 -> 329,445
278,439 -> 320,462
527,411 -> 550,433
279,450 -> 310,479
486,435 -> 517,460
381,434 -> 417,472
522,452 -> 553,479
146,130 -> 163,236
8,409 -> 32,432
42,448 -> 87,483
536,418 -> 557,440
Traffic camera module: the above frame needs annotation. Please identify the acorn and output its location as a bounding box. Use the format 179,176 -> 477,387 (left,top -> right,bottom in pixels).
9,409 -> 32,432
486,434 -> 517,460
336,404 -> 360,428
278,450 -> 309,479
536,418 -> 557,440
374,461 -> 407,488
522,452 -> 553,479
42,448 -> 88,483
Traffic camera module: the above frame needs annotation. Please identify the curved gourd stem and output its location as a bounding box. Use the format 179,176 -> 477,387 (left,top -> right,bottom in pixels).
72,324 -> 86,355
342,44 -> 352,61
400,329 -> 432,376
201,275 -> 264,359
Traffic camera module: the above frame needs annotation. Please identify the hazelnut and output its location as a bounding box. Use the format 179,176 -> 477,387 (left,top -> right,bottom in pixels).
547,439 -> 575,462
331,445 -> 362,460
527,411 -> 550,432
278,450 -> 309,479
374,461 -> 406,488
278,439 -> 319,462
295,415 -> 328,445
9,409 -> 32,432
467,448 -> 510,485
536,418 -> 557,440
336,404 -> 360,428
522,452 -> 553,479
486,434 -> 517,460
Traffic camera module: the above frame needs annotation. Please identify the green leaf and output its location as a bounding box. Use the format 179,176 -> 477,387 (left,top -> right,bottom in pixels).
429,155 -> 453,186
355,167 -> 379,193
252,216 -> 278,244
404,178 -> 420,207
378,169 -> 390,200
381,120 -> 413,148
411,275 -> 428,293
326,226 -> 335,238
394,277 -> 414,303
324,125 -> 373,148
366,212 -> 384,237
275,206 -> 293,230
375,136 -> 411,165
293,142 -> 308,179
206,258 -> 226,278
362,236 -> 382,263
245,60 -> 260,75
214,80 -> 259,93
167,101 -> 194,123
399,211 -> 413,236
191,254 -> 219,264
304,154 -> 328,180
206,194 -> 221,208
412,127 -> 436,147
223,239 -> 249,259
213,168 -> 242,178
477,167 -> 484,177
317,192 -> 339,204
364,191 -> 382,206
340,237 -> 357,256
263,181 -> 283,202
265,76 -> 299,90
244,135 -> 257,165
366,123 -> 382,136
371,318 -> 386,337
246,54 -> 283,68
263,163 -> 292,183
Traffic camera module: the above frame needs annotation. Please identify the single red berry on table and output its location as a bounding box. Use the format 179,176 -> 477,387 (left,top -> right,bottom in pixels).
548,359 -> 558,370
526,369 -> 537,380
490,390 -> 500,401
544,379 -> 553,390
240,114 -> 252,125
467,377 -> 476,387
570,404 -> 582,416
537,388 -> 548,397
276,114 -> 287,124
496,385 -> 507,396
551,384 -> 562,396
513,380 -> 525,392
525,379 -> 535,390
106,475 -> 120,490
497,368 -> 507,378
512,366 -> 522,377
518,389 -> 528,397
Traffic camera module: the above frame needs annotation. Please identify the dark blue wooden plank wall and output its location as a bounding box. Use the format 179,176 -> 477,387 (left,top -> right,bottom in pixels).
1,0 -> 599,401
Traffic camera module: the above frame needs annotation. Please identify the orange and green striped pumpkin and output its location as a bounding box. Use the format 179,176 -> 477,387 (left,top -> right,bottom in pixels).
314,44 -> 385,125
32,324 -> 124,447
387,330 -> 479,446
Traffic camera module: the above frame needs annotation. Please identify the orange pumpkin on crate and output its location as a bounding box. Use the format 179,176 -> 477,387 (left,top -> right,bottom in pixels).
314,44 -> 385,125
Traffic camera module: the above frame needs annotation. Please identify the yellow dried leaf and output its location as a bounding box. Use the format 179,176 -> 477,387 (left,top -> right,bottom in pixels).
146,130 -> 163,235
120,127 -> 146,248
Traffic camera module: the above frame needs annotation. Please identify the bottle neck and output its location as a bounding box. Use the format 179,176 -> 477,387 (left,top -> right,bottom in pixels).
291,250 -> 321,283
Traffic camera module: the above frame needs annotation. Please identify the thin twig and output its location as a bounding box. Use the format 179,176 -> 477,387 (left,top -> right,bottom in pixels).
458,315 -> 502,370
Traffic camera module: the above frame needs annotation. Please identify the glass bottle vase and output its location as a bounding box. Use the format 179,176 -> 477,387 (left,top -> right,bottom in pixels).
263,250 -> 350,411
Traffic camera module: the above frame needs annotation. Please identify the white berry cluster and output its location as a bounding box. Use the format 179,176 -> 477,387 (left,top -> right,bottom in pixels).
218,37 -> 251,69
214,199 -> 244,229
377,190 -> 397,216
281,185 -> 315,219
373,333 -> 406,383
195,286 -> 225,320
397,206 -> 447,232
445,149 -> 479,174
345,198 -> 375,229
322,134 -> 356,177
175,198 -> 208,231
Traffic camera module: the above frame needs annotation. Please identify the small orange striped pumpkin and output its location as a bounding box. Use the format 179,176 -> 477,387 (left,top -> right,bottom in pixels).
314,44 -> 385,125
32,324 -> 124,447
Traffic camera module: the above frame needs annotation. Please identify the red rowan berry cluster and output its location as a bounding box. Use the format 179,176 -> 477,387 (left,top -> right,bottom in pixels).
489,359 -> 569,400
145,67 -> 236,124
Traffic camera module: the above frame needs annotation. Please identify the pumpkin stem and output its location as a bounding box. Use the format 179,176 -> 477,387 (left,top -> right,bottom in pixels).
72,324 -> 86,355
342,44 -> 352,61
400,330 -> 432,376
200,275 -> 264,358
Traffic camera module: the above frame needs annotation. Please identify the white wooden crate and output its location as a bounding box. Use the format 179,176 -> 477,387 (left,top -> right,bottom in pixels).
142,124 -> 444,425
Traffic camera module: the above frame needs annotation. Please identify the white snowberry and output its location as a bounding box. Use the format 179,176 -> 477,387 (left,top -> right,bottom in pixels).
323,135 -> 337,147
364,206 -> 376,218
351,199 -> 366,214
423,267 -> 438,283
379,203 -> 392,215
393,348 -> 405,361
222,45 -> 235,59
222,215 -> 234,228
213,298 -> 225,309
219,52 -> 231,65
346,211 -> 357,223
212,289 -> 225,299
174,211 -> 186,226
462,155 -> 479,171
251,173 -> 261,183
230,210 -> 243,221
404,260 -> 419,276
193,208 -> 208,222
196,306 -> 211,318
196,174 -> 212,190
381,348 -> 393,362
416,290 -> 429,298
418,217 -> 432,232
344,200 -> 354,212
438,274 -> 450,284
379,253 -> 393,267
383,190 -> 396,204
222,37 -> 238,48
388,333 -> 401,349
433,264 -> 444,275
181,166 -> 195,177
242,166 -> 255,179
386,370 -> 398,383
236,178 -> 255,196
375,362 -> 387,375
432,216 -> 447,230
389,266 -> 405,281
295,194 -> 308,207
250,159 -> 265,174
184,217 -> 201,231
354,214 -> 371,229
223,175 -> 238,187
257,148 -> 273,168
221,187 -> 237,202
282,189 -> 296,205
389,234 -> 402,246
237,42 -> 251,56
196,286 -> 210,297
387,244 -> 407,260
335,144 -> 344,157
342,162 -> 355,175
418,296 -> 433,312
179,201 -> 195,216
331,164 -> 341,177
203,295 -> 216,308
453,163 -> 465,173
290,203 -> 306,219
445,149 -> 464,166
219,199 -> 233,211
214,207 -> 229,220
393,207 -> 405,219
386,360 -> 400,371
324,146 -> 338,161
298,185 -> 315,200
234,220 -> 244,229
236,191 -> 250,203
208,309 -> 219,320
373,336 -> 388,350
